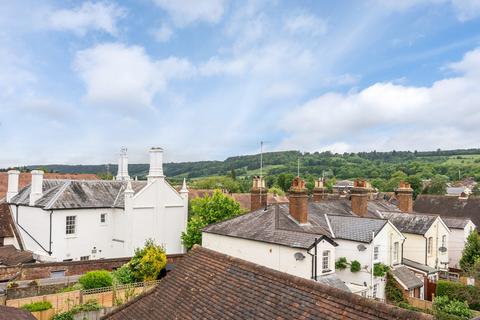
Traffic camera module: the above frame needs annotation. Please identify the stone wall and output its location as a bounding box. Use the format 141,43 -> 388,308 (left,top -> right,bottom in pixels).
0,254 -> 184,282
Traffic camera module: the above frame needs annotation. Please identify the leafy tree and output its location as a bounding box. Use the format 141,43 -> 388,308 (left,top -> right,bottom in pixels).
433,296 -> 472,320
79,270 -> 113,289
181,190 -> 242,250
460,232 -> 480,274
230,169 -> 236,181
112,264 -> 134,285
268,186 -> 285,196
191,177 -> 241,193
424,174 -> 449,195
129,239 -> 167,281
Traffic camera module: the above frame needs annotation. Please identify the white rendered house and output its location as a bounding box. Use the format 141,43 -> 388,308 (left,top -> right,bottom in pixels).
439,217 -> 475,269
7,148 -> 188,262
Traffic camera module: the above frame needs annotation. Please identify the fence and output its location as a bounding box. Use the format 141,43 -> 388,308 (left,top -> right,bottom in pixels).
406,296 -> 433,310
5,280 -> 160,317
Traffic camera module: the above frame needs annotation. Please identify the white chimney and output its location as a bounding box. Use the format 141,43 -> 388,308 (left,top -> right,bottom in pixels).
116,147 -> 130,181
29,170 -> 44,206
6,170 -> 20,202
148,147 -> 164,183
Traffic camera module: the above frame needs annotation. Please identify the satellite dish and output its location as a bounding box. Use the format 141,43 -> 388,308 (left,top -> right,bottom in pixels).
294,252 -> 306,261
439,247 -> 447,253
357,244 -> 367,252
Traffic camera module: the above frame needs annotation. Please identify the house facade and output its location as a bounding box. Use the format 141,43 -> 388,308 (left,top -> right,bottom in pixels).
7,148 -> 188,262
440,217 -> 475,269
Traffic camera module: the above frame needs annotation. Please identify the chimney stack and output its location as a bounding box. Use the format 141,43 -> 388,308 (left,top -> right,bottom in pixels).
29,170 -> 44,206
351,179 -> 369,217
313,178 -> 328,202
289,177 -> 308,224
6,170 -> 20,202
251,176 -> 266,211
148,147 -> 164,183
396,181 -> 413,213
116,147 -> 130,181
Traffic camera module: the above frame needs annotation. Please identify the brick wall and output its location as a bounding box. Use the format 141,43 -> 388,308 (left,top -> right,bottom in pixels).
0,254 -> 184,282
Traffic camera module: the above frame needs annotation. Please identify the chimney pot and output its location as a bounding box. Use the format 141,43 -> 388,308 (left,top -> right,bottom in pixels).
251,176 -> 266,211
6,170 -> 20,202
29,170 -> 44,206
396,181 -> 413,213
313,178 -> 328,202
288,177 -> 308,224
351,179 -> 369,217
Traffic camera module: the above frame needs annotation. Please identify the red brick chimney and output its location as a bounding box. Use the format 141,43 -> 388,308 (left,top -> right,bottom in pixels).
351,179 -> 369,217
251,176 -> 267,211
289,177 -> 308,224
396,181 -> 413,213
313,178 -> 328,202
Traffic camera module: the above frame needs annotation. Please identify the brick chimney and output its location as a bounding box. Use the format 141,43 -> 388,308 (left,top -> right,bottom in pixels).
289,177 -> 308,224
250,176 -> 266,211
351,179 -> 369,217
313,178 -> 328,202
396,181 -> 413,213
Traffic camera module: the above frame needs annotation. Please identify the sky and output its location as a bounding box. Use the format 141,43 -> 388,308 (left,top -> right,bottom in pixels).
1,0 -> 480,167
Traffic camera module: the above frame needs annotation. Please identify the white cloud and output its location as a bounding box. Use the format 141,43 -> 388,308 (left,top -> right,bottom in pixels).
452,0 -> 480,21
278,48 -> 480,152
284,13 -> 327,36
73,43 -> 194,109
152,23 -> 173,42
153,0 -> 226,26
48,1 -> 126,36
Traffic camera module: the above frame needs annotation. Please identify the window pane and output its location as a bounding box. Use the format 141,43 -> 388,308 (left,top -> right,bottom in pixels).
66,216 -> 76,234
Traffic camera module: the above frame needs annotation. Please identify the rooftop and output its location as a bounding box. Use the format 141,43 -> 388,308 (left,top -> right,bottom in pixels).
102,246 -> 432,320
403,258 -> 438,275
391,265 -> 424,290
0,305 -> 36,320
10,179 -> 147,210
0,245 -> 35,266
414,195 -> 480,227
380,212 -> 437,235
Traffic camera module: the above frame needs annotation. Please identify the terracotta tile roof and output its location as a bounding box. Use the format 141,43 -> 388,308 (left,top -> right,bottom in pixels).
0,202 -> 15,238
0,245 -> 35,266
102,246 -> 432,320
0,305 -> 36,320
0,172 -> 99,200
414,195 -> 480,227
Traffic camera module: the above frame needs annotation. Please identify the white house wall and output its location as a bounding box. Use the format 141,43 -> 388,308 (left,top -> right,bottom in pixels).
202,233 -> 335,280
448,222 -> 475,269
403,233 -> 426,264
424,219 -> 449,270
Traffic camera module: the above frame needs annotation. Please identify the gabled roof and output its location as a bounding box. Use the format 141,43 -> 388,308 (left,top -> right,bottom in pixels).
392,265 -> 424,290
10,180 -> 146,210
325,215 -> 388,243
203,204 -> 335,249
414,195 -> 480,227
380,212 -> 437,235
102,246 -> 432,320
437,216 -> 472,229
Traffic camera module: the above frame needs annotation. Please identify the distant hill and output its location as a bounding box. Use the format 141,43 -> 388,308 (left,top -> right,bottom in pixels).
5,148 -> 480,184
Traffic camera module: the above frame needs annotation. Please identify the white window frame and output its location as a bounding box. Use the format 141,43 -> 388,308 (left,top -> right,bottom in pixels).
373,245 -> 380,261
427,237 -> 433,255
393,242 -> 399,264
66,216 -> 76,236
322,250 -> 330,273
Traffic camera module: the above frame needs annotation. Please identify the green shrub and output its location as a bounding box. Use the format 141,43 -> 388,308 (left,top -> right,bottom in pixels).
112,264 -> 134,285
385,272 -> 407,304
57,283 -> 83,293
436,280 -> 480,311
350,260 -> 361,272
129,239 -> 167,281
79,270 -> 113,290
21,301 -> 52,312
335,257 -> 348,270
373,263 -> 389,277
52,300 -> 101,320
52,311 -> 74,320
433,295 -> 473,320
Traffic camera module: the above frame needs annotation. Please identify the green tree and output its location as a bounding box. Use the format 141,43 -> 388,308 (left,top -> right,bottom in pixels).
181,190 -> 242,250
424,174 -> 448,195
129,239 -> 167,281
460,231 -> 480,274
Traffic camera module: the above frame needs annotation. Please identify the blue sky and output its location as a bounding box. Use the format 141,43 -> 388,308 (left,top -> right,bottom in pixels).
1,0 -> 480,167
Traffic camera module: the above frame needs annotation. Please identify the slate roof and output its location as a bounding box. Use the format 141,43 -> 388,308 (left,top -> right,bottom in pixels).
380,212 -> 437,235
308,199 -> 402,219
392,266 -> 424,290
0,305 -> 36,320
0,245 -> 35,266
437,216 -> 471,229
0,202 -> 15,238
403,258 -> 437,275
102,246 -> 432,320
203,204 -> 334,249
0,172 -> 98,200
414,195 -> 480,227
10,180 -> 147,210
316,273 -> 351,292
326,215 -> 388,243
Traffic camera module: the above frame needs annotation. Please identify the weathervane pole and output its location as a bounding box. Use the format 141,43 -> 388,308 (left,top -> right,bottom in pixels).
297,158 -> 300,177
